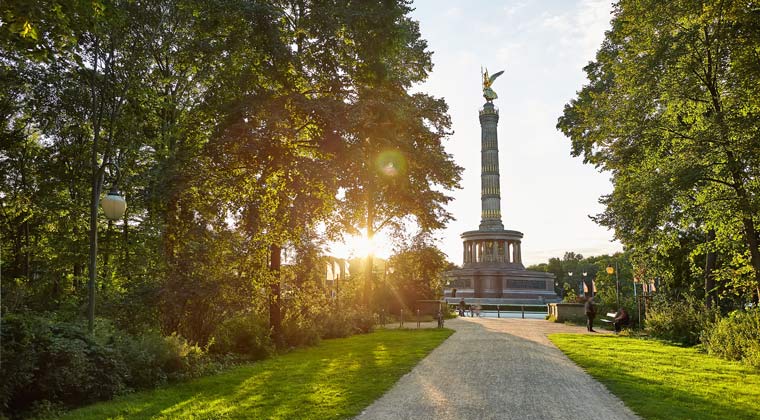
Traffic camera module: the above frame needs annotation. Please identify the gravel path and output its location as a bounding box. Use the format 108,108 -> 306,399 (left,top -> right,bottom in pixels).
355,317 -> 640,420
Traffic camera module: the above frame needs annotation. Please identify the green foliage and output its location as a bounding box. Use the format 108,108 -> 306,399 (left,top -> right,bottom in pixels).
209,313 -> 273,360
0,314 -> 127,415
1,1 -> 458,415
561,284 -> 579,303
59,329 -> 453,420
645,295 -> 719,345
551,333 -> 760,420
0,314 -> 223,417
317,307 -> 376,339
558,0 -> 760,307
703,309 -> 760,368
384,234 -> 450,312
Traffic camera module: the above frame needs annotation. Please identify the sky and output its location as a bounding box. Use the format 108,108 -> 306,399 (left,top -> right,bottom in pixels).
405,0 -> 623,266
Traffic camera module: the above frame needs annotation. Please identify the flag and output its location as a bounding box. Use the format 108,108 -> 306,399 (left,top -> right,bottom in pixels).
583,281 -> 597,295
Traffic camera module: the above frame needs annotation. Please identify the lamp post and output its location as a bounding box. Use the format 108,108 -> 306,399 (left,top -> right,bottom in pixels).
88,165 -> 127,332
567,271 -> 576,296
606,262 -> 620,308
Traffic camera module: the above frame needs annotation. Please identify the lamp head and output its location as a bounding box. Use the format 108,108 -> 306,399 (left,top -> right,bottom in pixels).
101,187 -> 127,220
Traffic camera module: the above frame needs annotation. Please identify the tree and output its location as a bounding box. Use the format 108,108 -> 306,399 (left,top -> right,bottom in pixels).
558,0 -> 760,306
386,234 -> 449,312
331,2 -> 462,306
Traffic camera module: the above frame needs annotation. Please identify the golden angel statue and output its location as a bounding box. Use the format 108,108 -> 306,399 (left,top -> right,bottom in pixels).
482,67 -> 505,102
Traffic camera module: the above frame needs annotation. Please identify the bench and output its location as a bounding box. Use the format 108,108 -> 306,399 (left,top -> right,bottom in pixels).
600,312 -> 616,324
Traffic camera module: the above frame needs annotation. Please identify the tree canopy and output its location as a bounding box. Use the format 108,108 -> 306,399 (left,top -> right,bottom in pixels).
558,0 -> 760,306
0,0 -> 462,343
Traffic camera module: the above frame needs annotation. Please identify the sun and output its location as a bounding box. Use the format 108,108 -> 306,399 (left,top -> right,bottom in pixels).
346,232 -> 377,258
329,231 -> 392,260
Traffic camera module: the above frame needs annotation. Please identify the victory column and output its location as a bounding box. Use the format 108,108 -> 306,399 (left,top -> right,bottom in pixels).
444,68 -> 558,304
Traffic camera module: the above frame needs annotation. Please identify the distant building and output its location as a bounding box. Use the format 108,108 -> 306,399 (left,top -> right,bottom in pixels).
325,256 -> 349,297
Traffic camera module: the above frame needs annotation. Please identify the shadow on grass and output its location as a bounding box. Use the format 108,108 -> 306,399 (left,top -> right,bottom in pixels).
551,334 -> 760,420
61,329 -> 453,420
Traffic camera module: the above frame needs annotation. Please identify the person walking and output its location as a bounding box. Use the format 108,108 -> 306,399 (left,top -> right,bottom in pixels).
584,296 -> 597,332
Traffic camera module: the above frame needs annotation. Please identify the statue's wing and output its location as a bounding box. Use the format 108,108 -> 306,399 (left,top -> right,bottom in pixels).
488,70 -> 505,84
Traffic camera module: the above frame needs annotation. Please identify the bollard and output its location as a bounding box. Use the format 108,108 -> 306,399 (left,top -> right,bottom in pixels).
521,305 -> 525,319
497,305 -> 500,318
416,309 -> 421,328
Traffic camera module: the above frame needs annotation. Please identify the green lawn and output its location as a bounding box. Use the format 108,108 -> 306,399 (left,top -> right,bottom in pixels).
549,334 -> 760,420
60,328 -> 453,420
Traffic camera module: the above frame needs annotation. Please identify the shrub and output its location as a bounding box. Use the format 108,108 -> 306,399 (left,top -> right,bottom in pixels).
0,314 -> 221,418
210,314 -> 273,360
282,309 -> 321,348
318,307 -> 375,339
116,331 -> 172,389
350,309 -> 376,333
645,295 -> 718,345
702,309 -> 760,368
0,314 -> 128,415
319,310 -> 356,339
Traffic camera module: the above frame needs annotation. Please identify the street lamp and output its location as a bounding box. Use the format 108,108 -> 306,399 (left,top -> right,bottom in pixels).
88,164 -> 127,332
606,263 -> 620,308
567,271 -> 581,296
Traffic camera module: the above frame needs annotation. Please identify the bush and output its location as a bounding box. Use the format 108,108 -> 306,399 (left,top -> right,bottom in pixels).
0,314 -> 128,416
319,310 -> 356,339
318,307 -> 375,339
702,309 -> 760,368
116,331 -> 172,389
210,313 -> 273,360
0,314 -> 220,418
645,295 -> 718,345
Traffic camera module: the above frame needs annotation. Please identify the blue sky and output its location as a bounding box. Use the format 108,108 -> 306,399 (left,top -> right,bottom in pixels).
409,0 -> 622,265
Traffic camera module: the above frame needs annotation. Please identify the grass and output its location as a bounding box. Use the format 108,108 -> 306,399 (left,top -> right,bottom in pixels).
60,328 -> 453,420
549,334 -> 760,420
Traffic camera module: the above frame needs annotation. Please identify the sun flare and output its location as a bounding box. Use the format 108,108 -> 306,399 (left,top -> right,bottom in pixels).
346,232 -> 377,258
329,231 -> 393,260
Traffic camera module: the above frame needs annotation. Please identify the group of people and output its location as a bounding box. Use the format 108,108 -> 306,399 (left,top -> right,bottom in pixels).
584,296 -> 630,333
457,298 -> 481,317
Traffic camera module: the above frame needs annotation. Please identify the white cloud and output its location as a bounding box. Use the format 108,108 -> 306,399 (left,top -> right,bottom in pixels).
541,0 -> 612,62
445,7 -> 462,17
503,1 -> 527,17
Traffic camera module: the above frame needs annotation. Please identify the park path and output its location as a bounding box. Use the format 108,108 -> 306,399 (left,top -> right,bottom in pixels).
355,317 -> 640,420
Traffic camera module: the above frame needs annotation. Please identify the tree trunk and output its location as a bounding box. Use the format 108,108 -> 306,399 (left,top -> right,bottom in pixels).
102,219 -> 113,291
704,229 -> 717,309
364,146 -> 375,307
73,222 -> 82,288
23,219 -> 30,279
269,244 -> 283,347
87,36 -> 103,333
725,151 -> 760,303
122,209 -> 129,279
87,173 -> 102,332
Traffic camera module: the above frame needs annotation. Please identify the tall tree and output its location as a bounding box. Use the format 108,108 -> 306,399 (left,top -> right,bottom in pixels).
558,0 -> 760,304
333,1 -> 462,305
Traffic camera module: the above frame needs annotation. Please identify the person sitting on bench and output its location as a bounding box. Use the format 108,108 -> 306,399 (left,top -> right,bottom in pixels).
614,307 -> 630,333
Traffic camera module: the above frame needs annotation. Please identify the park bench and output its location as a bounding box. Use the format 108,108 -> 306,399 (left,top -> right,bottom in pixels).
600,312 -> 617,324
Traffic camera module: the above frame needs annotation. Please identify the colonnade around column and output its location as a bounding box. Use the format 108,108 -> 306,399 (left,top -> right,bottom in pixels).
462,239 -> 522,265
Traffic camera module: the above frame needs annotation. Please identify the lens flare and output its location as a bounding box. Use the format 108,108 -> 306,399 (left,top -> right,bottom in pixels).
375,150 -> 406,177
